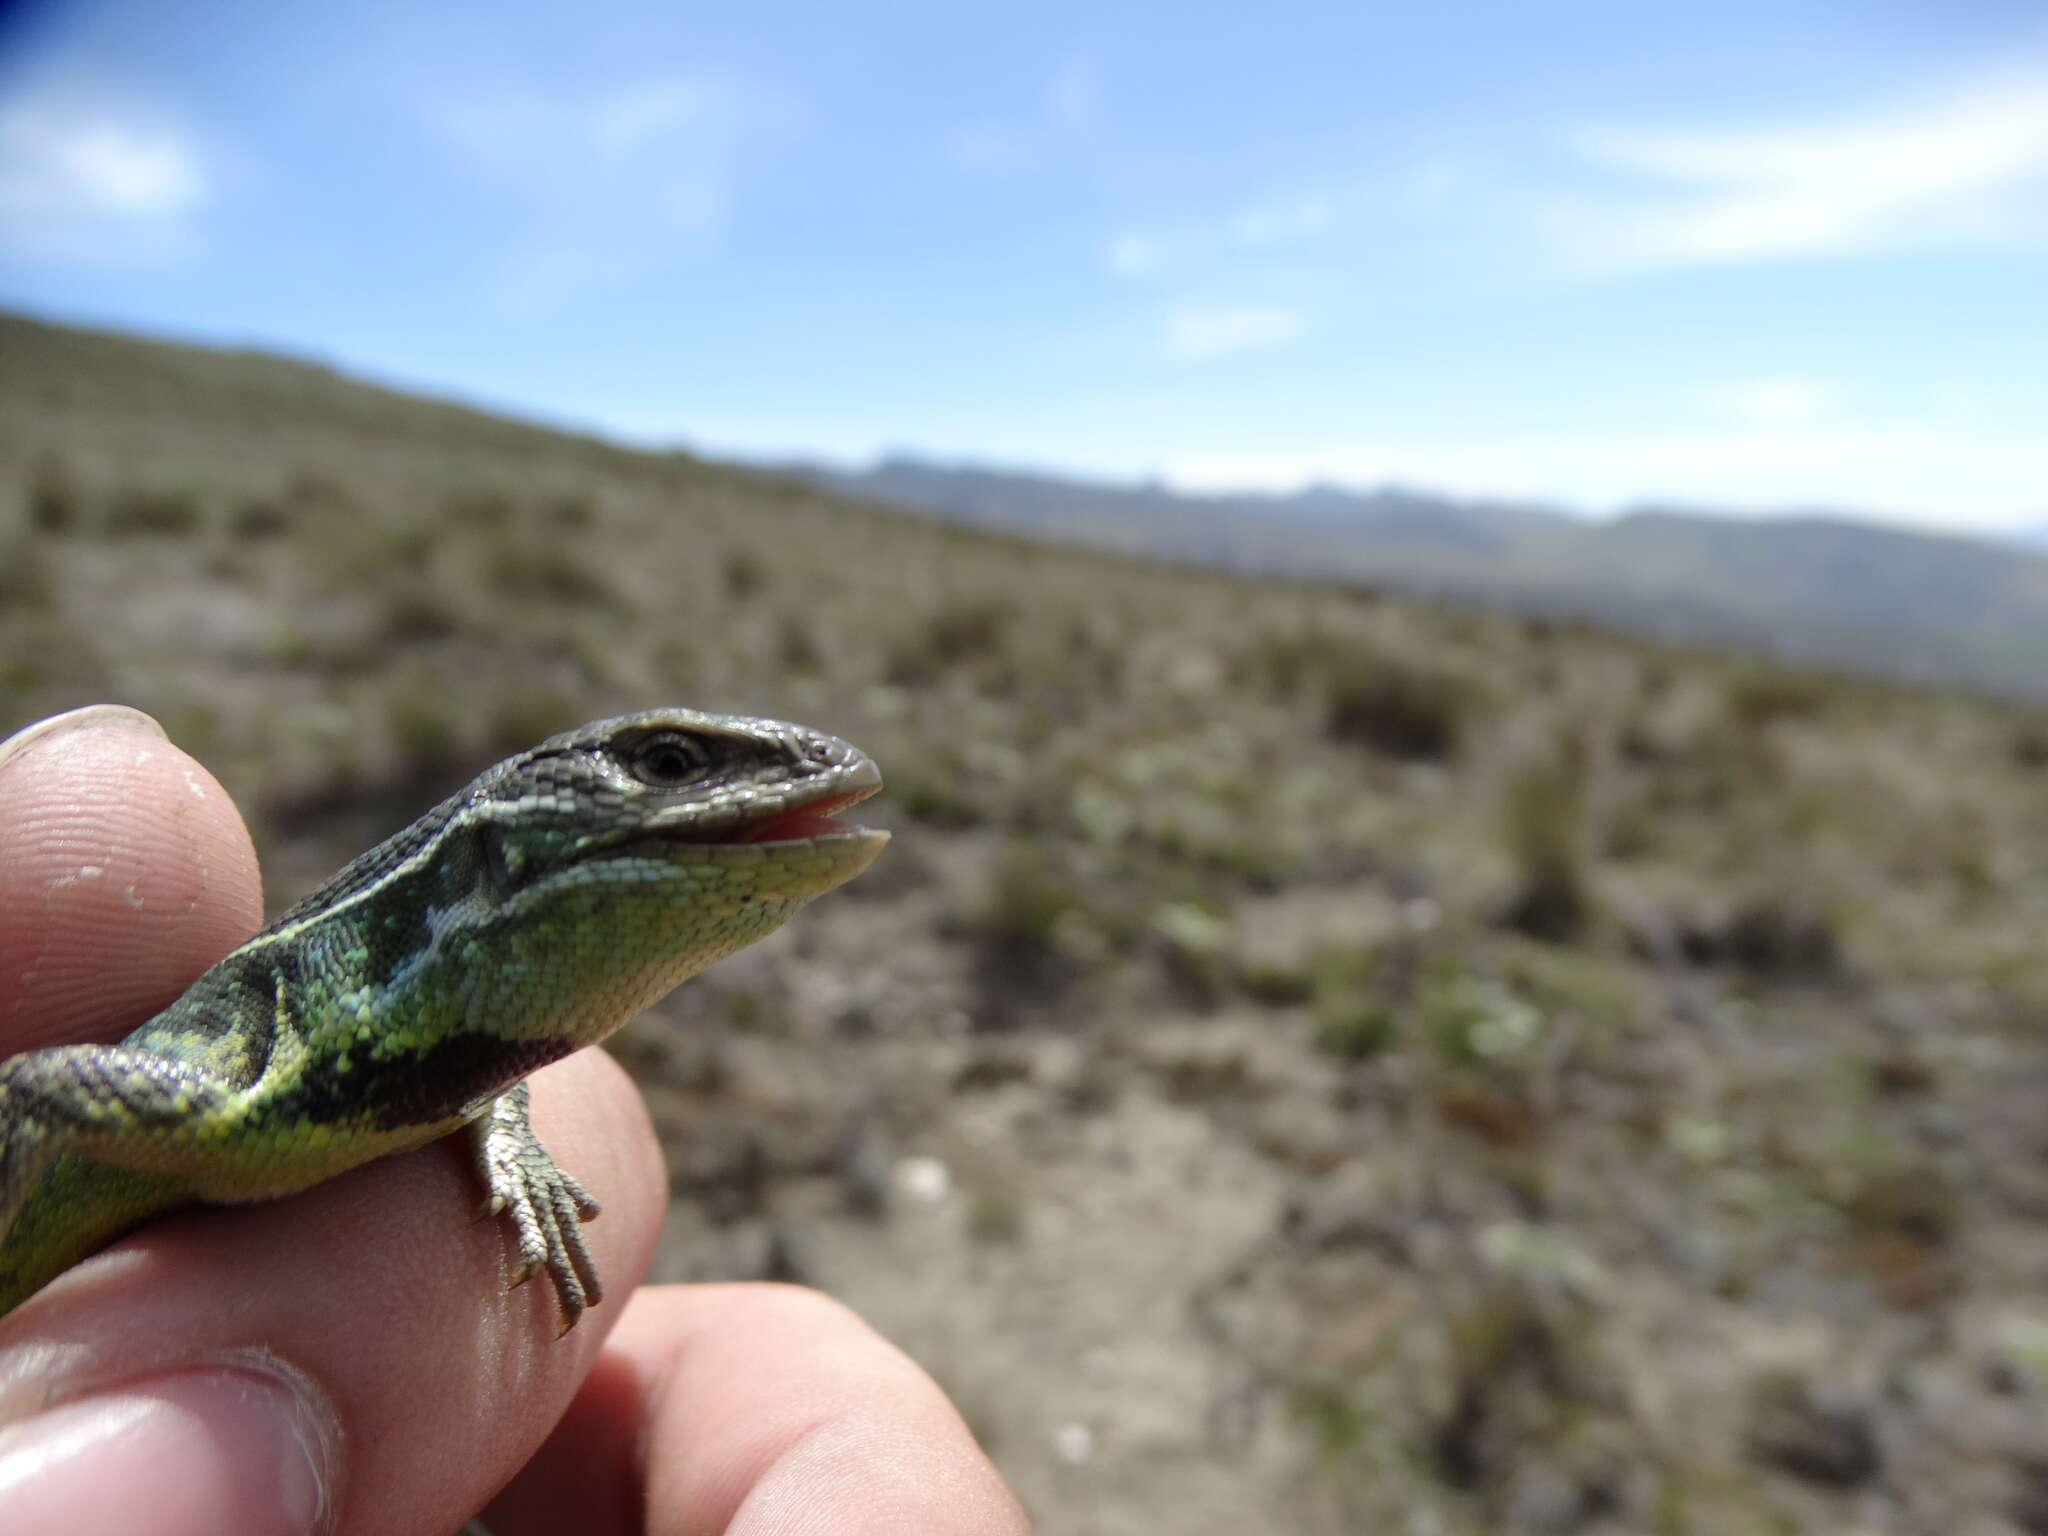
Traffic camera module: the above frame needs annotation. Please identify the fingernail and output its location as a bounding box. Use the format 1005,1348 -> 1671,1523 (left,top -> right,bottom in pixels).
0,1358 -> 336,1536
0,706 -> 168,776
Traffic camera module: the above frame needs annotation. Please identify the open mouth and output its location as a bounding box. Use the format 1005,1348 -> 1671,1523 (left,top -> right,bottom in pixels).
729,785 -> 881,844
615,775 -> 885,854
588,759 -> 886,864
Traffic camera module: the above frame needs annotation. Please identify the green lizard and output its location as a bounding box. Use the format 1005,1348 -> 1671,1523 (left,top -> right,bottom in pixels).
0,708 -> 887,1328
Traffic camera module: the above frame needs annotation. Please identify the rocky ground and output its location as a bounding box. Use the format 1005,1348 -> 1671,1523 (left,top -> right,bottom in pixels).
8,312 -> 2048,1533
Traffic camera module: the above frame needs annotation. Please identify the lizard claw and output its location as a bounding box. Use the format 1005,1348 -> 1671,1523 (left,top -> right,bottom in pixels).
467,1084 -> 604,1329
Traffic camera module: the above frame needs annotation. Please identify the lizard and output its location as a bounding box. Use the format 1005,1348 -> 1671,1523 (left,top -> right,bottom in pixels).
0,707 -> 888,1329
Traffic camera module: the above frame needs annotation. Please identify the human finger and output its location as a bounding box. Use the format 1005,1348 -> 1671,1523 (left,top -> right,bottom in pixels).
0,708 -> 671,1534
0,705 -> 263,1051
0,1049 -> 666,1536
479,1282 -> 1032,1536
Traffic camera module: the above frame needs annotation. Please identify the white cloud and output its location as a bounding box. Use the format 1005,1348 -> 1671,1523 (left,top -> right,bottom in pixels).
0,86 -> 206,259
1561,70 -> 2048,272
951,52 -> 1101,174
1048,55 -> 1101,131
441,75 -> 777,235
587,81 -> 722,162
1107,232 -> 1159,275
1700,377 -> 1836,427
437,73 -> 790,308
1108,187 -> 1346,277
949,122 -> 1035,175
1228,191 -> 1337,247
1104,66 -> 2048,290
1162,304 -> 1309,360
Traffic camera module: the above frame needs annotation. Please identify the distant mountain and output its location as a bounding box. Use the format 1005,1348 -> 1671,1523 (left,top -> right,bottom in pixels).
804,455 -> 1572,562
800,457 -> 2048,700
6,298 -> 2039,702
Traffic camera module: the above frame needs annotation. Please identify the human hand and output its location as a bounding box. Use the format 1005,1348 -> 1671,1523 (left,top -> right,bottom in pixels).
0,706 -> 1030,1536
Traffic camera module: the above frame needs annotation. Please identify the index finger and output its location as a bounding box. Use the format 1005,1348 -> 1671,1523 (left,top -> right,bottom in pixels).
0,706 -> 263,1050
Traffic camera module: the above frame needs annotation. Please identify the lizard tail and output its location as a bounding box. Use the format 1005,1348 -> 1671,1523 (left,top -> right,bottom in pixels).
0,1156 -> 192,1317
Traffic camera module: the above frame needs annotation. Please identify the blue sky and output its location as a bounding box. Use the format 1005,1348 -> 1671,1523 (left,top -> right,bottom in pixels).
2,1 -> 2045,530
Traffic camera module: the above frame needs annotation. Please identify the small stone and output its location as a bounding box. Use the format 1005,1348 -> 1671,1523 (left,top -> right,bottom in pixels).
2012,1458 -> 2048,1534
894,1154 -> 952,1203
1054,1422 -> 1096,1464
1744,1374 -> 1880,1488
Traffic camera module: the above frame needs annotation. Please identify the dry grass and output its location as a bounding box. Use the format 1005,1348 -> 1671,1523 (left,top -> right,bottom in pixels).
7,312 -> 2048,1534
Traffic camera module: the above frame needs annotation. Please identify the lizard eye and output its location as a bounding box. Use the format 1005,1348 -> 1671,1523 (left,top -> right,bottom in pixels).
625,731 -> 715,787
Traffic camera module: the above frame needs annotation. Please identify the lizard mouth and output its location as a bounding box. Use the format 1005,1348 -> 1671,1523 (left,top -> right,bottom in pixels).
727,785 -> 879,843
615,768 -> 886,854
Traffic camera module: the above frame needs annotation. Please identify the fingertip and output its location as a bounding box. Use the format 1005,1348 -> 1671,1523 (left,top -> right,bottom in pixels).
0,706 -> 168,766
0,1352 -> 338,1536
605,1284 -> 1031,1536
0,706 -> 262,1048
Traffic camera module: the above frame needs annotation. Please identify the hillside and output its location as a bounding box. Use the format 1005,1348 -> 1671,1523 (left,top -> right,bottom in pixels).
7,310 -> 2048,1534
803,456 -> 2048,700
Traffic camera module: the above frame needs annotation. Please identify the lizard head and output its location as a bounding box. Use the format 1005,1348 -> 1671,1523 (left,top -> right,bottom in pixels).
274,709 -> 893,1050
435,708 -> 891,1038
471,706 -> 889,901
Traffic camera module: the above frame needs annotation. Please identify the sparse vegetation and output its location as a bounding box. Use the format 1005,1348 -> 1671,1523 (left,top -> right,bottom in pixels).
1324,656 -> 1474,761
26,453 -> 79,533
6,310 -> 2048,1535
104,484 -> 203,536
1496,747 -> 1595,944
884,597 -> 1016,688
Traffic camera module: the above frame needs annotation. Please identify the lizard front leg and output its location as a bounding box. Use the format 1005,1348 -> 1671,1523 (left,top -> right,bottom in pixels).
466,1080 -> 604,1330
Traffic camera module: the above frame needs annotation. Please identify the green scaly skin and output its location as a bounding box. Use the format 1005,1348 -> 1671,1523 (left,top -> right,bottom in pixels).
0,709 -> 888,1327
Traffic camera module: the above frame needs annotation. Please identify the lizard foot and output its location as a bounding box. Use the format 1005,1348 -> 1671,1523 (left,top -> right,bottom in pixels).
468,1083 -> 604,1331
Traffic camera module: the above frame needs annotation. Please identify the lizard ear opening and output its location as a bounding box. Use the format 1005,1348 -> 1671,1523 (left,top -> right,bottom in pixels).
480,824 -> 520,898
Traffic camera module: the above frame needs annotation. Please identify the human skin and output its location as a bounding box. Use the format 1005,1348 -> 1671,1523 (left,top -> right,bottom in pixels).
0,706 -> 1032,1536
